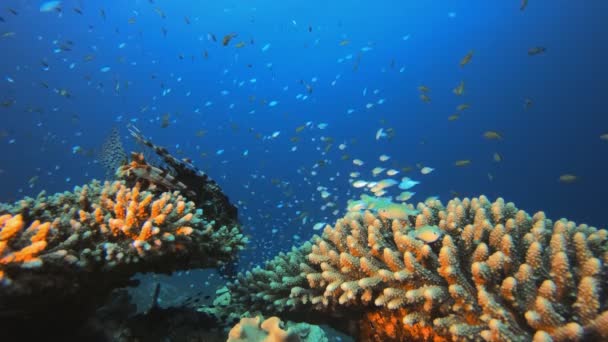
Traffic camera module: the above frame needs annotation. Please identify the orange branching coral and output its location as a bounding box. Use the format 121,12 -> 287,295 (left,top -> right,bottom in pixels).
362,309 -> 443,342
0,215 -> 52,273
0,214 -> 24,240
223,196 -> 607,341
0,179 -> 247,322
82,182 -> 196,252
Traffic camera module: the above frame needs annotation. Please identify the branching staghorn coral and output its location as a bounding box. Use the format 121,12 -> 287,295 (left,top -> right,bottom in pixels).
218,196 -> 607,341
0,180 -> 247,328
219,243 -> 312,319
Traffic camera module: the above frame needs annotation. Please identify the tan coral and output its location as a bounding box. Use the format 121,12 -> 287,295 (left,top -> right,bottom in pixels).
225,196 -> 607,342
227,315 -> 328,342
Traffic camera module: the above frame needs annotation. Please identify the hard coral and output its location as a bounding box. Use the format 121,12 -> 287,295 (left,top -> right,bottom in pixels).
222,196 -> 607,341
0,180 -> 247,333
224,243 -> 312,316
227,316 -> 328,342
0,214 -> 51,276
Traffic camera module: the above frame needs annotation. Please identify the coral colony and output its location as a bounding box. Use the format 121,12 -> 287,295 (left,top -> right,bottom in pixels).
1,130 -> 606,341
208,196 -> 608,341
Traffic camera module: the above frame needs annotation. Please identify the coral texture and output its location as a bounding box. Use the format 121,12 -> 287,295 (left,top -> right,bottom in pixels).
0,180 -> 246,323
225,243 -> 312,317
222,196 -> 607,341
227,315 -> 327,342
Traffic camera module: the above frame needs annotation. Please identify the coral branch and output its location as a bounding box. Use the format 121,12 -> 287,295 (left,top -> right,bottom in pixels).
1,180 -> 247,327
217,196 -> 607,341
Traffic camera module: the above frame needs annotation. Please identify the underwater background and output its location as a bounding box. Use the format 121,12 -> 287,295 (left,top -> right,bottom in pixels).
1,0 -> 607,306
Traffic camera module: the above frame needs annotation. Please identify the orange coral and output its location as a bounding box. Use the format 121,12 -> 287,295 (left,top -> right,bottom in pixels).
125,201 -> 138,229
176,200 -> 185,215
94,207 -> 104,224
30,222 -> 50,243
136,221 -> 154,241
0,215 -> 50,266
154,214 -> 166,225
79,210 -> 88,223
138,194 -> 153,219
2,241 -> 47,264
175,226 -> 193,235
0,176 -> 246,330
72,182 -> 194,244
109,218 -> 124,236
362,309 -> 444,342
0,214 -> 24,241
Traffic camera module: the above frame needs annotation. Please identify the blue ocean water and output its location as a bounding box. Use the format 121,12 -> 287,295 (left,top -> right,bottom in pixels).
0,0 -> 606,267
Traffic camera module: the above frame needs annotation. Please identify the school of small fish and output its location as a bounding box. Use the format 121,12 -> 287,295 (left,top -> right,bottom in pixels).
0,1 -> 603,265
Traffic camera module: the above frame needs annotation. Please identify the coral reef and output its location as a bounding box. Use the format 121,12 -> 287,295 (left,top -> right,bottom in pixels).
227,315 -> 328,342
222,243 -> 312,317
0,180 -> 247,332
215,196 -> 608,341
